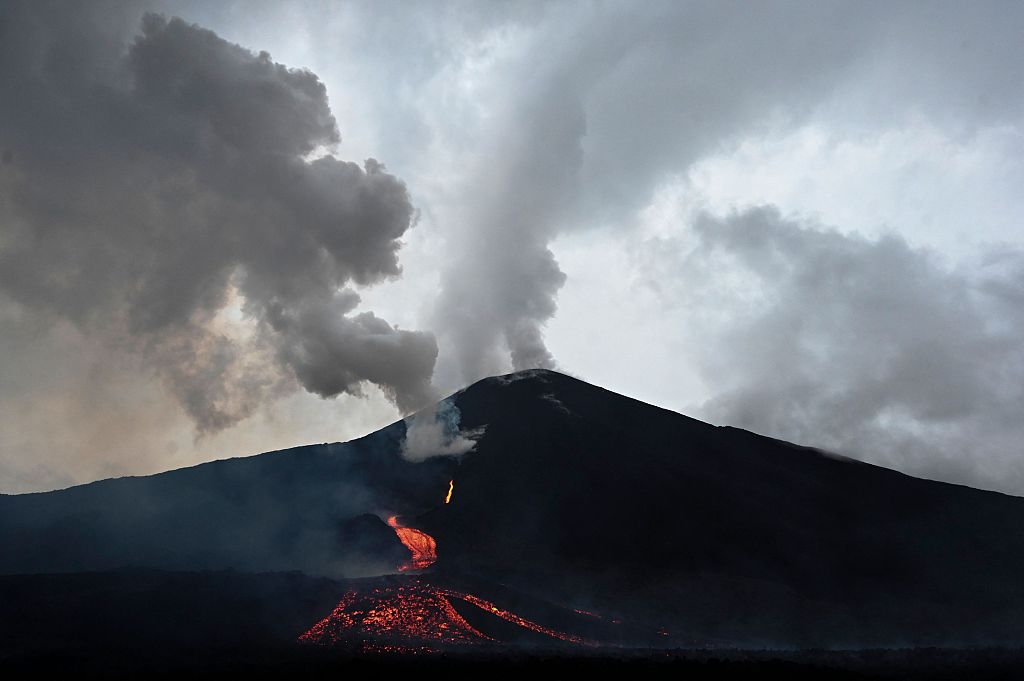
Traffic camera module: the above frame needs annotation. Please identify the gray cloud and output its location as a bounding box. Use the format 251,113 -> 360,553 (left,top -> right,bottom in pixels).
4,0 -> 1024,493
647,206 -> 1024,493
266,291 -> 437,415
428,1 -> 1024,390
0,5 -> 435,434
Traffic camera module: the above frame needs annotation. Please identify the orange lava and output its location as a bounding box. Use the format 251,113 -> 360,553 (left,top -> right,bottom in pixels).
298,581 -> 491,648
299,578 -> 587,648
300,482 -> 588,650
387,515 -> 437,572
459,592 -> 585,644
573,608 -> 601,619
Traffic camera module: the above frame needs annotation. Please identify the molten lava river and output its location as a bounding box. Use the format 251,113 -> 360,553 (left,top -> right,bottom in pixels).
387,515 -> 437,572
299,479 -> 589,651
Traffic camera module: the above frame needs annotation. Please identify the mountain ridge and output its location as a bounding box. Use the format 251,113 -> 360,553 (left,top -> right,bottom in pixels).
4,368 -> 1011,501
3,368 -> 1024,647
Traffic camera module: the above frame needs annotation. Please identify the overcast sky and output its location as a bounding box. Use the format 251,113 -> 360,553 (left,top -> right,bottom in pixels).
2,0 -> 1023,495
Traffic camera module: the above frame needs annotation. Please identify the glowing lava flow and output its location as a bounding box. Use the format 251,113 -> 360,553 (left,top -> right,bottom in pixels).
387,515 -> 437,572
299,581 -> 492,648
300,480 -> 588,650
458,592 -> 584,644
299,579 -> 587,648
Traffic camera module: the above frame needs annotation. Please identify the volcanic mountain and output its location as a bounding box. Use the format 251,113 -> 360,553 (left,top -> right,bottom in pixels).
4,368 -> 1024,660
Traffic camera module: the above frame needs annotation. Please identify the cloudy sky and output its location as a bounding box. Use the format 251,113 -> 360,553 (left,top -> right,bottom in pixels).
2,0 -> 1023,495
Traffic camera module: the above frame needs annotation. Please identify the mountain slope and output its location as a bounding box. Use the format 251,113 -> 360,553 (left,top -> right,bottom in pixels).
3,368 -> 1024,647
0,422 -> 454,576
423,370 -> 1024,645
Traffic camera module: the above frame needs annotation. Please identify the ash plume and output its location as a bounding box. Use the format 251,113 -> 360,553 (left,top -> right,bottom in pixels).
428,3 -> 891,390
431,89 -> 579,384
424,0 -> 1024,396
0,5 -> 436,433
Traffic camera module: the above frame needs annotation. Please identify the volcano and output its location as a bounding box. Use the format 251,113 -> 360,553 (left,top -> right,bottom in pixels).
4,369 -> 1024,669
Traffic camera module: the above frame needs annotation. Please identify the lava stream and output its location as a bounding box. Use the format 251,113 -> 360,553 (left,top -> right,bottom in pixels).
387,515 -> 437,572
301,481 -> 587,649
458,592 -> 584,644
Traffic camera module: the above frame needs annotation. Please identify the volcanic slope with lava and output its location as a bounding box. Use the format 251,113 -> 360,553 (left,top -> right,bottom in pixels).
6,369 -> 1024,655
300,499 -> 639,651
297,575 -> 614,651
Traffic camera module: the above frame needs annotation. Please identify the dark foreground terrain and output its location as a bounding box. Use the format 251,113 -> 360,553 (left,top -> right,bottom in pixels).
2,568 -> 1019,680
8,638 -> 1024,680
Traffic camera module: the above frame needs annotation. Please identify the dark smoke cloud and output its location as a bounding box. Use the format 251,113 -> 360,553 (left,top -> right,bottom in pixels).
266,292 -> 438,414
649,206 -> 1024,493
0,5 -> 436,433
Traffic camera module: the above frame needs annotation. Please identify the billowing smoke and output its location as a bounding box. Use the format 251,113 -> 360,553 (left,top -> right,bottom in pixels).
5,1 -> 1024,494
651,206 -> 1024,493
401,398 -> 482,462
427,3 -> 890,390
0,6 -> 436,433
430,83 -> 580,383
420,1 -> 1024,397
